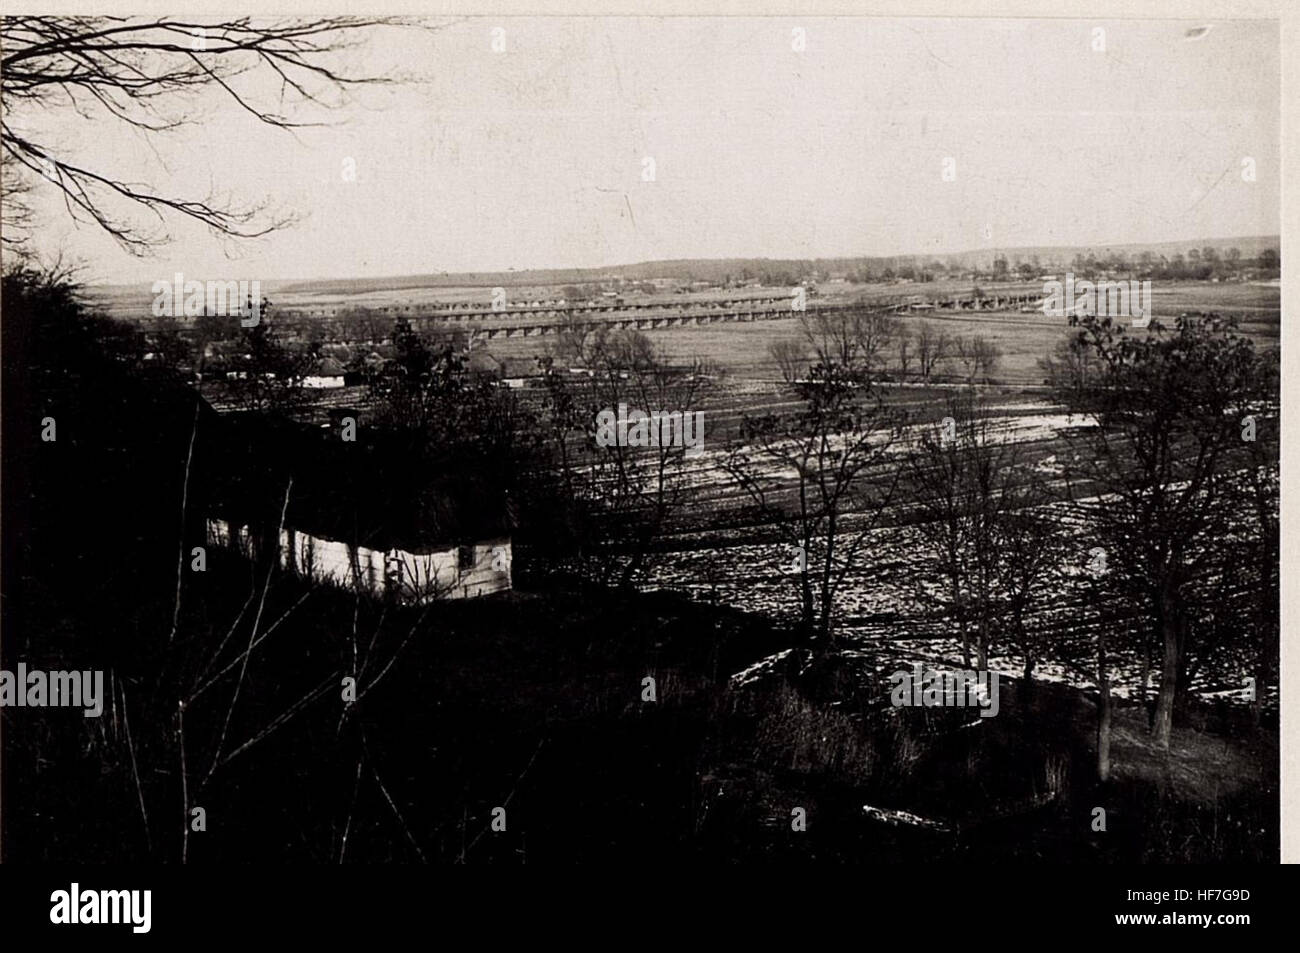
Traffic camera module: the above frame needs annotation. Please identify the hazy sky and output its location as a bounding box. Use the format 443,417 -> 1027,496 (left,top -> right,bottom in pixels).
17,16 -> 1281,283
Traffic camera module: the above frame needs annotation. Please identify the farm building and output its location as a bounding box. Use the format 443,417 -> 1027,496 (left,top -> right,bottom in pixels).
201,411 -> 515,603
205,515 -> 511,602
303,357 -> 347,389
468,350 -> 543,389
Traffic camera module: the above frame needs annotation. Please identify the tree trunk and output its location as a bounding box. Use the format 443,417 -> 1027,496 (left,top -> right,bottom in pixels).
1253,542 -> 1275,729
951,575 -> 970,668
617,549 -> 642,593
1174,612 -> 1192,716
1018,614 -> 1035,686
1151,588 -> 1179,750
799,552 -> 815,644
1139,632 -> 1151,728
1097,629 -> 1112,782
977,609 -> 989,671
818,515 -> 838,651
817,605 -> 833,650
617,517 -> 657,592
816,566 -> 835,653
1253,629 -> 1270,730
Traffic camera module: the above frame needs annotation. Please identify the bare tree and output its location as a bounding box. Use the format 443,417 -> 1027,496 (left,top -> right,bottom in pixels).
150,313 -> 194,374
224,320 -> 310,413
597,332 -> 717,590
907,392 -> 1024,669
952,336 -> 974,382
0,158 -> 36,251
726,330 -> 904,650
972,336 -> 1001,383
769,338 -> 810,383
1038,331 -> 1101,397
952,334 -> 1001,384
1239,349 -> 1279,728
802,307 -> 898,372
338,306 -> 382,346
549,310 -> 612,370
540,330 -> 716,592
2,16 -> 424,253
1058,312 -> 1261,749
996,494 -> 1064,683
896,327 -> 914,382
914,321 -> 950,382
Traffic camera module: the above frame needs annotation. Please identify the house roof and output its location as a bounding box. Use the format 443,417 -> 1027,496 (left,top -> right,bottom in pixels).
203,412 -> 514,553
310,357 -> 346,376
467,348 -> 501,374
321,343 -> 354,363
465,351 -> 540,379
499,357 -> 541,378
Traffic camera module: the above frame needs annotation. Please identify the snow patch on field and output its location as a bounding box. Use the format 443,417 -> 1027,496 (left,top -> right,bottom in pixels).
862,803 -> 952,831
730,648 -> 797,688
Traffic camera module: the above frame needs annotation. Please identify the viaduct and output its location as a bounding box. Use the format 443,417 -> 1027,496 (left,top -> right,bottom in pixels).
264,287 -> 1047,343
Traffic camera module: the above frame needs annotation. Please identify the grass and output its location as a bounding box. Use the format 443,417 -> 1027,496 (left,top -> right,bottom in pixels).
5,543 -> 1275,863
464,280 -> 1279,386
695,650 -> 1276,862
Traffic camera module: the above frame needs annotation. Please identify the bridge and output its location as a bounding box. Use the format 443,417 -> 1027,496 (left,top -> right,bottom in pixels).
287,294 -> 797,322
462,301 -> 834,342
213,286 -> 1048,341
269,284 -> 1040,335
283,287 -> 1045,321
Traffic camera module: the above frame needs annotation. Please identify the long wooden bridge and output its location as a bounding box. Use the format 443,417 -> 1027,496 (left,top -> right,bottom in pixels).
264,286 -> 1047,342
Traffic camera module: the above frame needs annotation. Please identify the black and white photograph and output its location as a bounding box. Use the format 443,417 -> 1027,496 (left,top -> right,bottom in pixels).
0,0 -> 1290,917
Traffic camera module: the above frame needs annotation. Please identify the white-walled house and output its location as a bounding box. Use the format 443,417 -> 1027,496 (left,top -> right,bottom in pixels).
206,516 -> 512,602
204,409 -> 517,604
303,357 -> 347,389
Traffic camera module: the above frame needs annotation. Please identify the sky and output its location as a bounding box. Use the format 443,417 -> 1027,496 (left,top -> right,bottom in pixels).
14,16 -> 1281,283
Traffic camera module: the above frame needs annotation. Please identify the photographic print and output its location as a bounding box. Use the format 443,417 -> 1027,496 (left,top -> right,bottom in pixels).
0,6 -> 1282,891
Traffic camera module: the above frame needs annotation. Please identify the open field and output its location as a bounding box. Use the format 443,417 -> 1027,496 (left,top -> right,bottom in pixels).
87,276 -> 1277,388
472,281 -> 1280,385
543,399 -> 1272,715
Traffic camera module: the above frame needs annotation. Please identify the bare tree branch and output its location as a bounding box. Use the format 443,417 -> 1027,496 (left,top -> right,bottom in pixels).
2,16 -> 434,253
